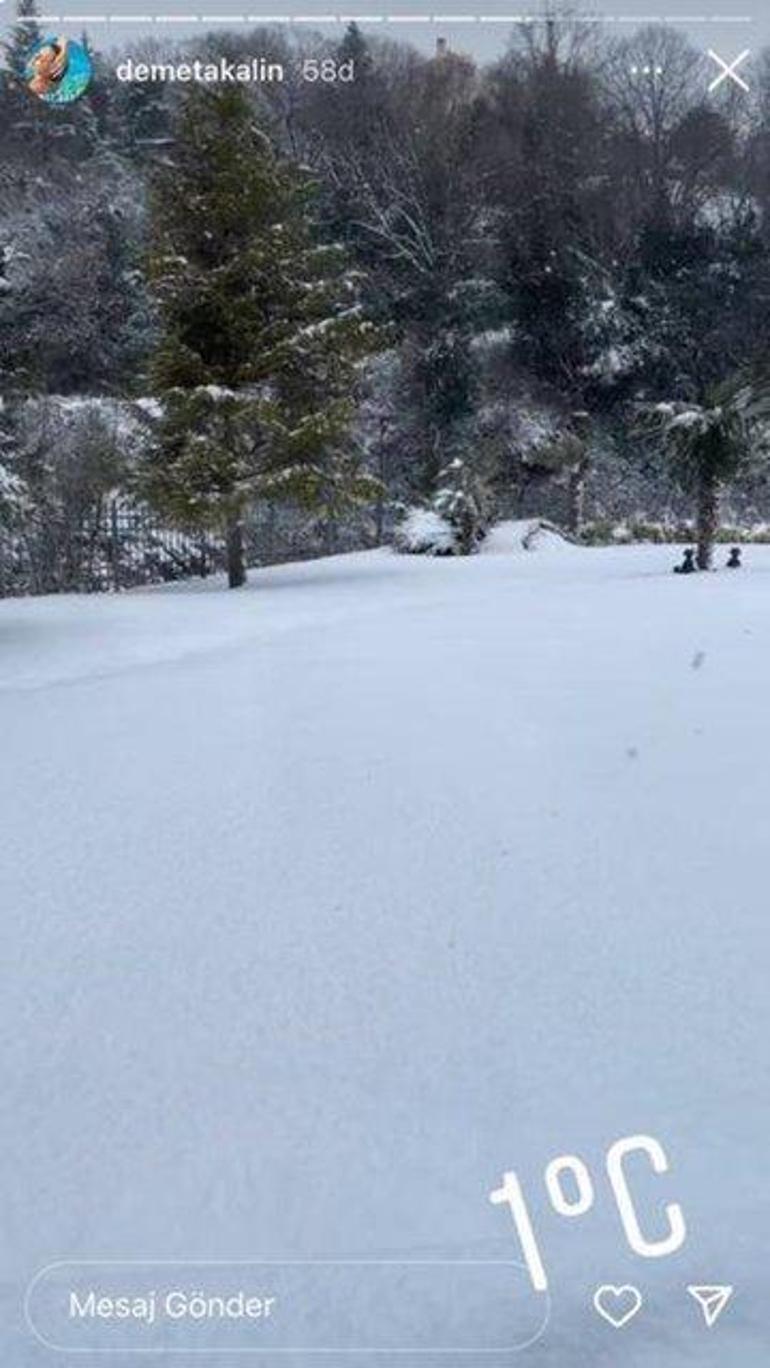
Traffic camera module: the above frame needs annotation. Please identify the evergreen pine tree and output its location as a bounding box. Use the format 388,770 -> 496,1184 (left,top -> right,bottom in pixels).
432,456 -> 492,554
0,0 -> 42,152
4,0 -> 41,78
144,84 -> 381,588
337,22 -> 372,78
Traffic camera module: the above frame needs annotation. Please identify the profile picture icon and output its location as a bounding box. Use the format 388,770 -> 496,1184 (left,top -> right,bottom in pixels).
24,35 -> 92,104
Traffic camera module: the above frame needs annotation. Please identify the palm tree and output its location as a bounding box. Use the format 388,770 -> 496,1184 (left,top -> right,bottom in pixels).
642,380 -> 754,570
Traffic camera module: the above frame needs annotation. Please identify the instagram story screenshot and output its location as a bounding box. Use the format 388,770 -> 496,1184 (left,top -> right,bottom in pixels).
1,0 -> 769,1363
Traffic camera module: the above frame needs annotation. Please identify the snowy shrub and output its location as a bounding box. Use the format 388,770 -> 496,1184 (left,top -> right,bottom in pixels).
433,457 -> 493,554
470,326 -> 514,356
393,507 -> 455,556
393,458 -> 492,557
582,517 -> 708,546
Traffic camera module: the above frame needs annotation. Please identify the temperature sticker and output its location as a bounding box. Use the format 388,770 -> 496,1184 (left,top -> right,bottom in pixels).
490,1133 -> 687,1291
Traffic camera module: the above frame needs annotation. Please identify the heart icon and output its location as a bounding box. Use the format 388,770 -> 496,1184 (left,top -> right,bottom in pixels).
593,1284 -> 643,1329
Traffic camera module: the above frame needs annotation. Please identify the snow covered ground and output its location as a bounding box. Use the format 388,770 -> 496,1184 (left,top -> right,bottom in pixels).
2,527 -> 769,1365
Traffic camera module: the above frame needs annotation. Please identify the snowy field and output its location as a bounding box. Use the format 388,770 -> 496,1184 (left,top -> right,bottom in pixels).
2,527 -> 769,1365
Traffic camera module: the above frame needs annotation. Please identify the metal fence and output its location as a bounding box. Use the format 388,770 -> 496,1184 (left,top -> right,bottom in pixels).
0,496 -> 225,598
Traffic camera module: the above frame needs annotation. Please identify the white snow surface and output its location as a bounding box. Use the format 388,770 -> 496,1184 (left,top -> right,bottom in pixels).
2,533 -> 769,1365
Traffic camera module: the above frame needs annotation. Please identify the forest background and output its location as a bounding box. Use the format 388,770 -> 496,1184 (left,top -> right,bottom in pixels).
3,8 -> 770,591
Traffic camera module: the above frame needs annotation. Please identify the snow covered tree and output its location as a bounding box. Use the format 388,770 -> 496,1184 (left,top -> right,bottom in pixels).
0,162 -> 149,393
641,383 -> 756,569
0,399 -> 25,534
102,41 -> 173,159
310,38 -> 488,497
0,0 -> 45,157
337,21 -> 372,78
433,456 -> 492,554
3,0 -> 41,78
144,84 -> 381,588
525,410 -> 592,536
395,455 -> 492,556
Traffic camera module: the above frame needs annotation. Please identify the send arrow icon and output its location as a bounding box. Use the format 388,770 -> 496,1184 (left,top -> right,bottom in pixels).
687,1285 -> 734,1328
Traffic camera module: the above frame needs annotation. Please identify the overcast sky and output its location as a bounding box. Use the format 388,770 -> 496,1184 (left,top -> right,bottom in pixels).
0,0 -> 765,69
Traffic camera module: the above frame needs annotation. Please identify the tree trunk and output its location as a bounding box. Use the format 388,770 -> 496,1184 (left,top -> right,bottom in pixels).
696,469 -> 720,571
566,457 -> 589,538
225,508 -> 246,589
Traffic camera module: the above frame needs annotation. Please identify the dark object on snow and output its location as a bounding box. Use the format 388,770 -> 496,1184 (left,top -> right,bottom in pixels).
726,546 -> 742,569
673,548 -> 697,574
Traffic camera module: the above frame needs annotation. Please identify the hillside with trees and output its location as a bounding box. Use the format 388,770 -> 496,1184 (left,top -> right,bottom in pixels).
3,9 -> 770,591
